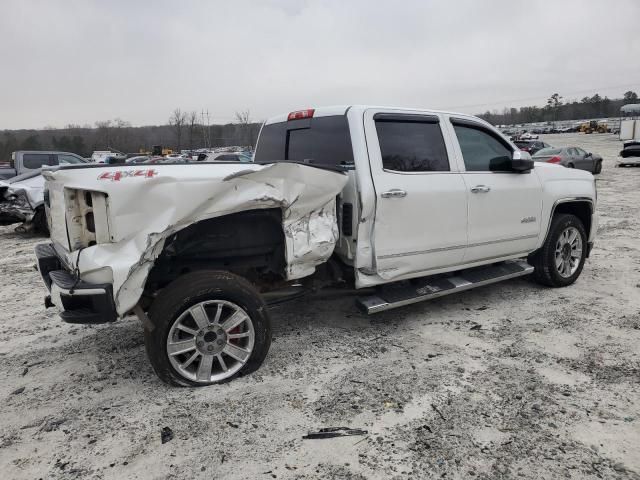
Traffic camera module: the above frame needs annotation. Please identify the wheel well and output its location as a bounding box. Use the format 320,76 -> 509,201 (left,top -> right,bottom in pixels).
144,208 -> 286,296
553,201 -> 592,238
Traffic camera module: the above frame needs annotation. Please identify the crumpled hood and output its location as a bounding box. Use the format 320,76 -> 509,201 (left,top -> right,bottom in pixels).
0,173 -> 44,209
42,162 -> 348,315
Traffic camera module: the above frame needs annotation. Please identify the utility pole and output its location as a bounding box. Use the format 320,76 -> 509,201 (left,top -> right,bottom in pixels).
200,109 -> 211,149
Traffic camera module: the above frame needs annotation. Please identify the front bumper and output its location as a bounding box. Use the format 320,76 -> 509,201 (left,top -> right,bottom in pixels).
35,243 -> 117,324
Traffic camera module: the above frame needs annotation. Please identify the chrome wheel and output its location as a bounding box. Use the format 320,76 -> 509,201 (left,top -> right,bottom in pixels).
166,300 -> 255,383
554,226 -> 583,278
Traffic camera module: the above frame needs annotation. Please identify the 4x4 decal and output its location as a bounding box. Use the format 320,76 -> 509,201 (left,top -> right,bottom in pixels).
97,169 -> 158,181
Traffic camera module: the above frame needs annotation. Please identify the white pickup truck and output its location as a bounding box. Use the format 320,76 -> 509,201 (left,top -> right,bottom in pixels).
35,105 -> 597,386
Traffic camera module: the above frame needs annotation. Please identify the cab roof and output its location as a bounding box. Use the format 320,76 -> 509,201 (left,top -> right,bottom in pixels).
264,105 -> 478,125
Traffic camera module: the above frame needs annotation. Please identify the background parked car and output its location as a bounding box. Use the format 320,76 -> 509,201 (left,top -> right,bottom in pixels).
125,155 -> 150,164
533,147 -> 603,174
514,140 -> 551,155
204,151 -> 253,162
0,153 -> 90,233
141,156 -> 169,164
0,151 -> 86,180
617,141 -> 640,167
519,132 -> 539,140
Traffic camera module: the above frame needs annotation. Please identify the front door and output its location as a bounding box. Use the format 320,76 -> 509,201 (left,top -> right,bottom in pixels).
364,110 -> 468,281
448,118 -> 543,264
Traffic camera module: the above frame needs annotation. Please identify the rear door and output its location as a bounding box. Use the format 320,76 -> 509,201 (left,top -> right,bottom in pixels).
447,117 -> 543,264
364,109 -> 468,279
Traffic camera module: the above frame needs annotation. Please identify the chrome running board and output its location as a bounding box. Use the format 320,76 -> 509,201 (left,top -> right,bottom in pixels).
356,259 -> 534,314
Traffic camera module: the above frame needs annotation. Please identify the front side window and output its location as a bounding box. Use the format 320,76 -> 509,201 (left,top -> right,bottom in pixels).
375,119 -> 449,172
22,154 -> 50,169
453,124 -> 512,171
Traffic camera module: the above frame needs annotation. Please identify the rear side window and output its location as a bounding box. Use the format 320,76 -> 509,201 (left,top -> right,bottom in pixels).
22,154 -> 51,169
254,115 -> 354,167
534,148 -> 562,156
375,119 -> 449,172
452,124 -> 512,171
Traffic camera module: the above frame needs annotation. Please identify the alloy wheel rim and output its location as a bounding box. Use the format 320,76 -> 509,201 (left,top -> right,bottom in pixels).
554,226 -> 582,278
166,300 -> 255,383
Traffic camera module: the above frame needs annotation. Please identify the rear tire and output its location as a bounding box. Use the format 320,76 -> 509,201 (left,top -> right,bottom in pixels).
33,207 -> 49,235
144,270 -> 271,387
529,214 -> 587,287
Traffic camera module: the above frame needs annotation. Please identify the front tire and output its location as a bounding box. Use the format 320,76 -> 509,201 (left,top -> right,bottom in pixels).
530,214 -> 587,287
144,270 -> 271,387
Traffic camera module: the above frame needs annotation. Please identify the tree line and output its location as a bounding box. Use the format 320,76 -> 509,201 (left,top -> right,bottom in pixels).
0,109 -> 262,161
478,90 -> 639,126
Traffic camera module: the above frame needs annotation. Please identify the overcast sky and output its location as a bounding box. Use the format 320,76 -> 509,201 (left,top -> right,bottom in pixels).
1,0 -> 639,129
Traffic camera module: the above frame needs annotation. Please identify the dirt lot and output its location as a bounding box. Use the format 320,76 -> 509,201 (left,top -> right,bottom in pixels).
0,132 -> 639,479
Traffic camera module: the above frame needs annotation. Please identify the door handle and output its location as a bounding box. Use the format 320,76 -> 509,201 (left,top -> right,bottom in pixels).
470,185 -> 491,193
381,189 -> 407,198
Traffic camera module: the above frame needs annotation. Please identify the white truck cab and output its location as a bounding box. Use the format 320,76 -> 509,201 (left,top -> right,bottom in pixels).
35,105 -> 597,386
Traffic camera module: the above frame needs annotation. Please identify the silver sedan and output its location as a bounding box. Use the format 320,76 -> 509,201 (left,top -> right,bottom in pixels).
533,147 -> 603,174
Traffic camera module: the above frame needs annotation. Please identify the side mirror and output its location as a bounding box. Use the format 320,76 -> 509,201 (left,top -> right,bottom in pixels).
511,150 -> 534,172
586,152 -> 592,157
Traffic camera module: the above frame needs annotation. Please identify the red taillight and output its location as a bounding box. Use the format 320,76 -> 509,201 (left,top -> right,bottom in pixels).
287,109 -> 315,121
548,156 -> 562,164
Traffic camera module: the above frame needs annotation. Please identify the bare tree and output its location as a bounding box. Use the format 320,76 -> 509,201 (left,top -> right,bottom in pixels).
95,120 -> 113,148
235,110 -> 251,147
187,111 -> 198,150
168,108 -> 187,151
112,118 -> 132,151
235,110 -> 251,125
546,93 -> 563,122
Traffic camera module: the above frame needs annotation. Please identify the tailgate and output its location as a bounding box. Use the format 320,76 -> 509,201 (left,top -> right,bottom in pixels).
44,176 -> 70,251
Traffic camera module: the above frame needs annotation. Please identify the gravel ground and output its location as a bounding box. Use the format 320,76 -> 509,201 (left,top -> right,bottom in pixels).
0,133 -> 639,479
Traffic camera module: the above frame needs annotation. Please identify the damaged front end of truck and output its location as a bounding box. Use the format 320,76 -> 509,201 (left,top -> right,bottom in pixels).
35,162 -> 348,323
0,171 -> 46,233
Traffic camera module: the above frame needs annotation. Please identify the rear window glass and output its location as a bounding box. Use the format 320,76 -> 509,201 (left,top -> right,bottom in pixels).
22,154 -> 50,169
254,115 -> 354,167
534,148 -> 562,156
375,120 -> 449,172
